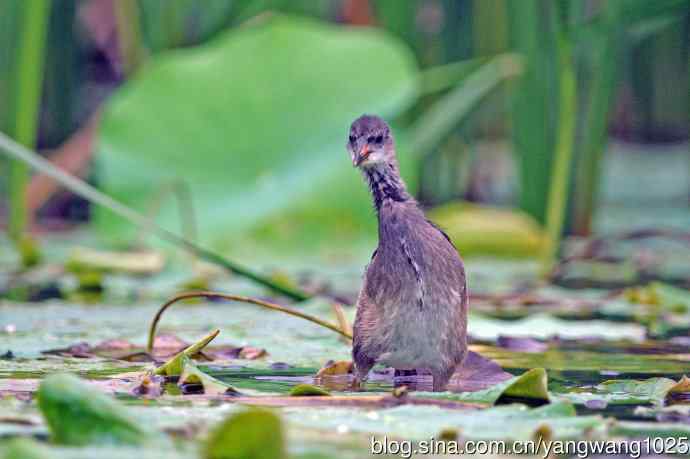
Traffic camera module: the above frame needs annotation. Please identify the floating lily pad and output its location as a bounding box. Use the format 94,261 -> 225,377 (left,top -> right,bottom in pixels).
470,313 -> 646,341
558,376 -> 690,406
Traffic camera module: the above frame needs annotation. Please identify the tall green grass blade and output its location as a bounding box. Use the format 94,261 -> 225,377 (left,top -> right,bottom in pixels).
410,53 -> 523,156
114,0 -> 145,75
0,1 -> 20,135
540,5 -> 577,275
572,2 -> 624,235
617,0 -> 689,24
472,0 -> 509,56
42,1 -> 80,147
418,57 -> 489,95
373,0 -> 420,51
139,0 -> 236,51
0,131 -> 311,301
507,0 -> 560,224
7,0 -> 51,244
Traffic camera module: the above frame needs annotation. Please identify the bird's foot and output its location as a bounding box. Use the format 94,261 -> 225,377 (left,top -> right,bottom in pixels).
350,376 -> 365,391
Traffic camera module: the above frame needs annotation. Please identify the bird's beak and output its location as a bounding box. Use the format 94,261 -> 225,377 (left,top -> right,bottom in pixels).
353,144 -> 370,167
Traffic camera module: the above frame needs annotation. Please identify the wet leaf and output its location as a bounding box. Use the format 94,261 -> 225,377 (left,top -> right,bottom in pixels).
289,384 -> 331,397
315,360 -> 353,377
560,376 -> 690,406
130,373 -> 164,397
17,235 -> 41,269
635,404 -> 690,423
229,394 -> 480,410
0,438 -> 51,459
284,402 -> 601,441
624,282 -> 690,314
431,368 -> 550,405
497,368 -> 550,403
154,329 -> 220,376
93,339 -> 136,352
496,336 -> 549,353
37,373 -> 154,446
598,378 -> 676,406
666,375 -> 690,403
237,347 -> 267,360
610,420 -> 690,439
179,359 -> 240,396
470,313 -> 646,341
450,351 -> 513,392
42,342 -> 93,358
204,408 -> 286,459
66,247 -> 165,275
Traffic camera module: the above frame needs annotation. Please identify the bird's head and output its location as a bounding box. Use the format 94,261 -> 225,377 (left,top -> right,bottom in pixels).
347,115 -> 394,169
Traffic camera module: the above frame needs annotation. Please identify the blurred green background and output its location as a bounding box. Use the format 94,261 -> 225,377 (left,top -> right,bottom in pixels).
1,0 -> 689,269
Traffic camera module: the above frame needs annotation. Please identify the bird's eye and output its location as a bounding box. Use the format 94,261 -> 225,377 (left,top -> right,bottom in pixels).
367,136 -> 375,143
375,135 -> 383,143
348,134 -> 355,143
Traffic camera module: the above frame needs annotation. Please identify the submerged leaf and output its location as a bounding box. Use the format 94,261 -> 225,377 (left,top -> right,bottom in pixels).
204,408 -> 286,459
37,373 -> 153,446
154,329 -> 220,376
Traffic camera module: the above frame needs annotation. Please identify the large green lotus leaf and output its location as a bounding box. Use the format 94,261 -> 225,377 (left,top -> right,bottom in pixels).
95,15 -> 418,255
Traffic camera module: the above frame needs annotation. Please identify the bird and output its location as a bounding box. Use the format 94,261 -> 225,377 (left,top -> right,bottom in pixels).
347,114 -> 468,392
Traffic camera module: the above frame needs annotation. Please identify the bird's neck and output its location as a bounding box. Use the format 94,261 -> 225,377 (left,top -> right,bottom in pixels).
364,161 -> 412,212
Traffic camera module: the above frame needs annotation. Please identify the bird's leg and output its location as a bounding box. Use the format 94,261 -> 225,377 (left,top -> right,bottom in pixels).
394,369 -> 418,377
352,363 -> 374,390
351,356 -> 375,391
352,338 -> 377,390
431,366 -> 456,392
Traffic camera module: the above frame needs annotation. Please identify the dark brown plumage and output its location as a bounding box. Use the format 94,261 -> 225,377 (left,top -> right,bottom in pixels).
347,114 -> 468,391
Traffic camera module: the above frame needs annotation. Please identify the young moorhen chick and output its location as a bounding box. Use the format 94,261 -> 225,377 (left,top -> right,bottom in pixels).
347,114 -> 468,391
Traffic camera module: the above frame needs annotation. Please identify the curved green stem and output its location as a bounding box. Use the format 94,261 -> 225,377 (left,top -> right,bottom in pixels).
147,291 -> 352,353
